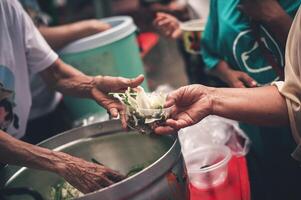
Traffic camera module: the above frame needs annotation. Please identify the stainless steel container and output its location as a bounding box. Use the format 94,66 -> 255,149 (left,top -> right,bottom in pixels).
0,120 -> 188,200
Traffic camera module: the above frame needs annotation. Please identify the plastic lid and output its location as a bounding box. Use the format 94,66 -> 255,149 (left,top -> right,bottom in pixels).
60,16 -> 137,54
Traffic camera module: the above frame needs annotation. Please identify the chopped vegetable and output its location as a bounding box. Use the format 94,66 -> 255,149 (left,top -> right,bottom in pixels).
50,181 -> 83,200
110,87 -> 171,134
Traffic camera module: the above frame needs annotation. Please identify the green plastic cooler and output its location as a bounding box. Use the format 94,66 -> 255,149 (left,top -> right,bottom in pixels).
60,16 -> 148,121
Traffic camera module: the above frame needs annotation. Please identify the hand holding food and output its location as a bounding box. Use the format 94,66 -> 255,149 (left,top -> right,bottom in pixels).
91,75 -> 144,118
155,85 -> 212,135
111,86 -> 171,133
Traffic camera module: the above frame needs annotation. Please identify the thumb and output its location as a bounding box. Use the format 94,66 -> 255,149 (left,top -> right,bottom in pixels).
125,74 -> 145,88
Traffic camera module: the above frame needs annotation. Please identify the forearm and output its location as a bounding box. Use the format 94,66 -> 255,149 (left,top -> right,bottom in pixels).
0,131 -> 67,173
261,3 -> 292,48
209,60 -> 231,82
40,59 -> 97,99
39,20 -> 103,51
209,85 -> 289,126
209,60 -> 233,85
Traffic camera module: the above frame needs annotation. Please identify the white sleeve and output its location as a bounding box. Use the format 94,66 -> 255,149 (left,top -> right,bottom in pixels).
17,0 -> 58,74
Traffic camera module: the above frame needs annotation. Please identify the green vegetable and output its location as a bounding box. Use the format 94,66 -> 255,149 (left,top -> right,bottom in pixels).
110,87 -> 169,134
126,164 -> 145,177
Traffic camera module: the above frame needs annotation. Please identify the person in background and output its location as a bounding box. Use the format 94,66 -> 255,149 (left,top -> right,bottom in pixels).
19,0 -> 112,144
0,0 -> 144,194
162,0 -> 301,199
153,0 -> 211,85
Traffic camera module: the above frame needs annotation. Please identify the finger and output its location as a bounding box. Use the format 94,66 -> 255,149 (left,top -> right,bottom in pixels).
120,112 -> 128,129
164,98 -> 175,108
154,13 -> 168,22
154,126 -> 177,135
166,118 -> 191,130
93,91 -> 123,112
240,73 -> 257,87
124,74 -> 145,88
105,171 -> 126,183
96,176 -> 114,188
156,12 -> 169,18
233,81 -> 246,88
109,108 -> 119,118
171,29 -> 182,39
157,18 -> 173,26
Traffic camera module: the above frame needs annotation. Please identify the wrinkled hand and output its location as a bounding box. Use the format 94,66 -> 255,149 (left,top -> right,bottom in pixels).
223,69 -> 257,88
57,153 -> 125,194
238,0 -> 283,22
153,12 -> 182,39
155,85 -> 212,135
91,75 -> 144,126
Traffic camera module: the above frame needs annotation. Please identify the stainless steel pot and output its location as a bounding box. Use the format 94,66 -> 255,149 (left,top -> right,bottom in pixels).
0,120 -> 188,200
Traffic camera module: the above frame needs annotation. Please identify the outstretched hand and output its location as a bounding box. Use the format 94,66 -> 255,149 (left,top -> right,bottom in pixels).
91,75 -> 144,126
155,85 -> 212,135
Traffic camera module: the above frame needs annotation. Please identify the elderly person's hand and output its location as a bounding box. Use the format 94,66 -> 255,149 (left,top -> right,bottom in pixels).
56,152 -> 125,194
154,12 -> 182,39
155,85 -> 212,135
91,75 -> 144,126
238,0 -> 284,22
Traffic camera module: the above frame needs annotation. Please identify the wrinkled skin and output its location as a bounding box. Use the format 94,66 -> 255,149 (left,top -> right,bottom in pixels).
57,153 -> 125,194
91,75 -> 145,128
155,85 -> 212,135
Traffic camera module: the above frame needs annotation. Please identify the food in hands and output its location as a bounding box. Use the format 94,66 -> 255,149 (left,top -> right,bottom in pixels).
110,87 -> 171,133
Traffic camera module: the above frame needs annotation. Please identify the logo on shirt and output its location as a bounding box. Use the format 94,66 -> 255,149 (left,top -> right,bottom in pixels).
233,26 -> 283,84
0,65 -> 19,131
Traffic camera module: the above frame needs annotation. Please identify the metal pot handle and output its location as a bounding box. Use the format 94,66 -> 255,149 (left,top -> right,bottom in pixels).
0,187 -> 44,200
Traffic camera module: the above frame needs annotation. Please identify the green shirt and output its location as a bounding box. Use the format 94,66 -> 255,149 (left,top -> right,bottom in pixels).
202,2 -> 301,199
202,0 -> 300,85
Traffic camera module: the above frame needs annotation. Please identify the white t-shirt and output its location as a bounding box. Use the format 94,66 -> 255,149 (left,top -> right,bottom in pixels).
177,0 -> 210,21
29,74 -> 62,120
0,0 -> 58,138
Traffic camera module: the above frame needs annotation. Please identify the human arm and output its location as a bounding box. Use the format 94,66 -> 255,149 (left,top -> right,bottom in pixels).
40,59 -> 144,118
238,0 -> 293,48
38,19 -> 111,51
155,85 -> 288,134
0,130 -> 124,193
209,60 -> 257,88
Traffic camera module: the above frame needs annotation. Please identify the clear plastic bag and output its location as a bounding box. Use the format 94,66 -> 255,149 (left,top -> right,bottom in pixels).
178,115 -> 250,157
